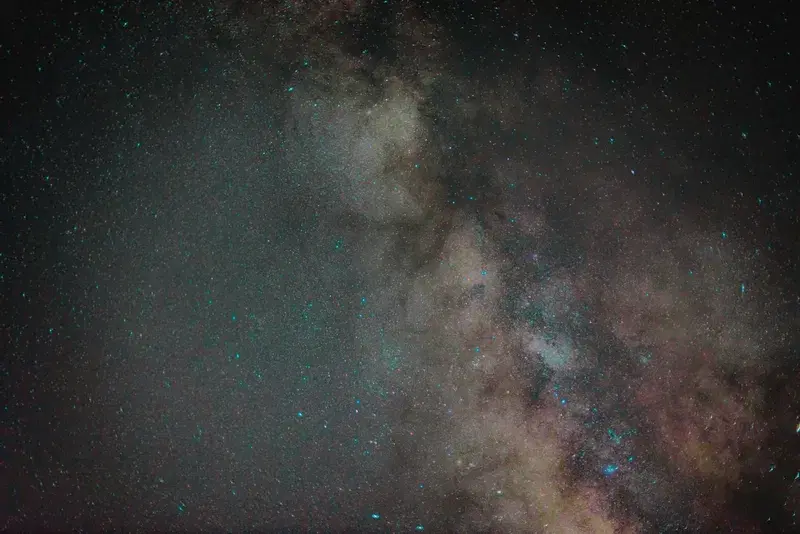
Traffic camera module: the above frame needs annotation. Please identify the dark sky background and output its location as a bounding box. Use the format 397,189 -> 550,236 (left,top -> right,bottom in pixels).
2,0 -> 799,532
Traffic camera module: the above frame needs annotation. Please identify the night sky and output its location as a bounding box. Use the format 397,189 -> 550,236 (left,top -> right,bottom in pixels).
3,0 -> 799,532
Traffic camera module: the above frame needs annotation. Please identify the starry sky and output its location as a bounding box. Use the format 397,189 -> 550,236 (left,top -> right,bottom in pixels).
3,0 -> 799,532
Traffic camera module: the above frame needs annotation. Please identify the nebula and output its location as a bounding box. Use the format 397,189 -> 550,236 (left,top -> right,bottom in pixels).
5,0 -> 797,532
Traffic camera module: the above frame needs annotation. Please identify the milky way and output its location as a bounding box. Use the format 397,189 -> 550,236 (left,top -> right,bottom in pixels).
4,1 -> 799,532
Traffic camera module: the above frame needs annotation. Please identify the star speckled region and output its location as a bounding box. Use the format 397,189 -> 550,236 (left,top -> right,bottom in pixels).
3,0 -> 799,532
